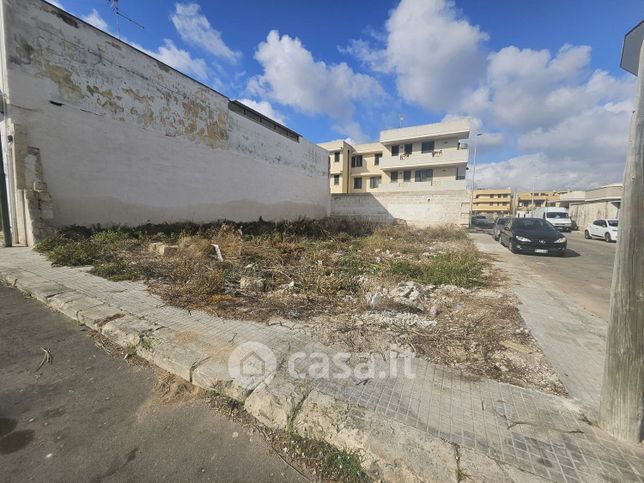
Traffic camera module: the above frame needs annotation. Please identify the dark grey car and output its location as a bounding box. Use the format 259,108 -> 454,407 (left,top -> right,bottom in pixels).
493,217 -> 511,240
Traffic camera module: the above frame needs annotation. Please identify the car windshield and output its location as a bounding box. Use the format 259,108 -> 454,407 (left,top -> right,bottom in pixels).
608,220 -> 618,227
496,218 -> 510,225
546,212 -> 569,219
513,218 -> 556,231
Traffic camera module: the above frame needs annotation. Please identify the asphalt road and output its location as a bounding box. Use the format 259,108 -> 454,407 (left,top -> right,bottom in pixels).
487,230 -> 616,321
0,286 -> 305,483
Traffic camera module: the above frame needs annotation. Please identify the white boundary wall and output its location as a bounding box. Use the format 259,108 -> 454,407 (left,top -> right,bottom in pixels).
0,0 -> 329,245
331,191 -> 471,227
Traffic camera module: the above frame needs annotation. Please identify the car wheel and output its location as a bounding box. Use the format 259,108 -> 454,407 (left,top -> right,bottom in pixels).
584,230 -> 591,239
510,241 -> 518,254
604,232 -> 612,242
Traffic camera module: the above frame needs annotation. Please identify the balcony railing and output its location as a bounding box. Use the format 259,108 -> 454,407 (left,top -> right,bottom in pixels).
379,149 -> 467,169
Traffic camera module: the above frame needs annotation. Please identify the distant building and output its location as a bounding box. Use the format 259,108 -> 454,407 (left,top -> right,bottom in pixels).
471,188 -> 512,216
513,191 -> 565,215
567,184 -> 623,228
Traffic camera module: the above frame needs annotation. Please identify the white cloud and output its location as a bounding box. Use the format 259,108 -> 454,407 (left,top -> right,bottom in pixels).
475,152 -> 624,192
82,9 -> 108,31
251,31 -> 384,116
249,30 -> 384,141
47,0 -> 64,8
138,39 -> 209,82
340,0 -> 635,189
237,98 -> 285,125
346,0 -> 488,112
463,44 -> 635,190
171,2 -> 240,62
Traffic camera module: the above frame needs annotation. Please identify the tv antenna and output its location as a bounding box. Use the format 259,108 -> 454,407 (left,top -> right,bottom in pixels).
107,0 -> 144,39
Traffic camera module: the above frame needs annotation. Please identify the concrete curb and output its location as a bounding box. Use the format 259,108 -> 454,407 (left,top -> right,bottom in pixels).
0,261 -> 613,482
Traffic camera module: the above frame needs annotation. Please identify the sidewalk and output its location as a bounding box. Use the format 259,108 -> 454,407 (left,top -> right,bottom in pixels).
470,233 -> 607,415
1,247 -> 642,482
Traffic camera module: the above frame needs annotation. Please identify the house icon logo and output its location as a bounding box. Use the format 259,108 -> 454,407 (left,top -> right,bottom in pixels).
228,341 -> 277,389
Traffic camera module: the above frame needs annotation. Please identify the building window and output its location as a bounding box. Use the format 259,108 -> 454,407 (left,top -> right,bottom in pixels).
390,171 -> 399,183
404,143 -> 413,155
415,168 -> 433,183
334,152 -> 340,162
456,166 -> 466,180
374,153 -> 381,165
421,141 -> 435,153
391,145 -> 399,156
369,176 -> 381,189
403,170 -> 412,182
353,177 -> 362,189
333,174 -> 340,185
351,155 -> 363,168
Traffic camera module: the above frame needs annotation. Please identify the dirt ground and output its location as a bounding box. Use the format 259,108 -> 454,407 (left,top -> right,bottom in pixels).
37,219 -> 566,396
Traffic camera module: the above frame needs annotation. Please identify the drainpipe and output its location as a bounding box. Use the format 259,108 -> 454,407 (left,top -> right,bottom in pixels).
0,139 -> 12,247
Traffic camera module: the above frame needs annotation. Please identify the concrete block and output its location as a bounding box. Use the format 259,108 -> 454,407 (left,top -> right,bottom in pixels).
148,242 -> 179,257
101,315 -> 160,349
47,291 -> 105,320
148,332 -> 213,382
76,304 -> 125,331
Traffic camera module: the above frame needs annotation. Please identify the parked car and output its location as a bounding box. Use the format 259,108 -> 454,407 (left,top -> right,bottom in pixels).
531,207 -> 572,232
584,219 -> 618,242
493,217 -> 511,240
471,215 -> 489,227
499,218 -> 567,256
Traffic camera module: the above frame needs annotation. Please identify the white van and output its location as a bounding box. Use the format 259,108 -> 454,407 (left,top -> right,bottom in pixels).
532,207 -> 572,231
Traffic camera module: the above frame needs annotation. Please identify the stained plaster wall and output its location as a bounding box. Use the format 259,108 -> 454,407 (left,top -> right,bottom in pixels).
0,0 -> 329,245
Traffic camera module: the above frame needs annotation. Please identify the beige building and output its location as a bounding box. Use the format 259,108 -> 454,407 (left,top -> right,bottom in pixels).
513,191 -> 564,214
320,119 -> 470,194
472,188 -> 512,216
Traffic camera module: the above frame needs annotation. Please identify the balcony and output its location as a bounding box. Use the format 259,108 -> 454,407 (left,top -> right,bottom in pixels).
379,149 -> 468,170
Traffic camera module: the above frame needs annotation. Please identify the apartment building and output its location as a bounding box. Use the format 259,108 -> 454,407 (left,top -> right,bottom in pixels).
513,191 -> 563,214
472,188 -> 512,216
320,119 -> 470,194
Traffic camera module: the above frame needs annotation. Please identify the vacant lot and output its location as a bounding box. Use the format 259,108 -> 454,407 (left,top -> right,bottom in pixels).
36,219 -> 565,395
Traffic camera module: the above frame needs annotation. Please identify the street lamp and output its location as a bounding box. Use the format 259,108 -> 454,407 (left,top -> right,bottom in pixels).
468,133 -> 483,228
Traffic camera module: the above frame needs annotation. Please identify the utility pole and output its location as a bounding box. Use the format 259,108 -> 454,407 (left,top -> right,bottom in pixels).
598,20 -> 644,443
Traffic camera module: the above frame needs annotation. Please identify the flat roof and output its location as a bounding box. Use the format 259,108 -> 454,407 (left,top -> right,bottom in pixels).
380,119 -> 471,144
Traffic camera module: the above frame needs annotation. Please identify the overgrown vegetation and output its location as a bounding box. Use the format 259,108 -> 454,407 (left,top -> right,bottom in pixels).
35,218 -> 483,320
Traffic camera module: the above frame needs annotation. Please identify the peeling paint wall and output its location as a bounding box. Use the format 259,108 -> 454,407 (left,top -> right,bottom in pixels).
0,0 -> 329,244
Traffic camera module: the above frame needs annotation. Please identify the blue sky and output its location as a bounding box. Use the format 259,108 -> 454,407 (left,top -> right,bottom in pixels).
52,0 -> 641,190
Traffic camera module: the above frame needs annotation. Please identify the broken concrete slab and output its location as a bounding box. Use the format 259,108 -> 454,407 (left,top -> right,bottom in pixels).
76,304 -> 125,331
244,370 -> 312,430
101,314 -> 161,349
